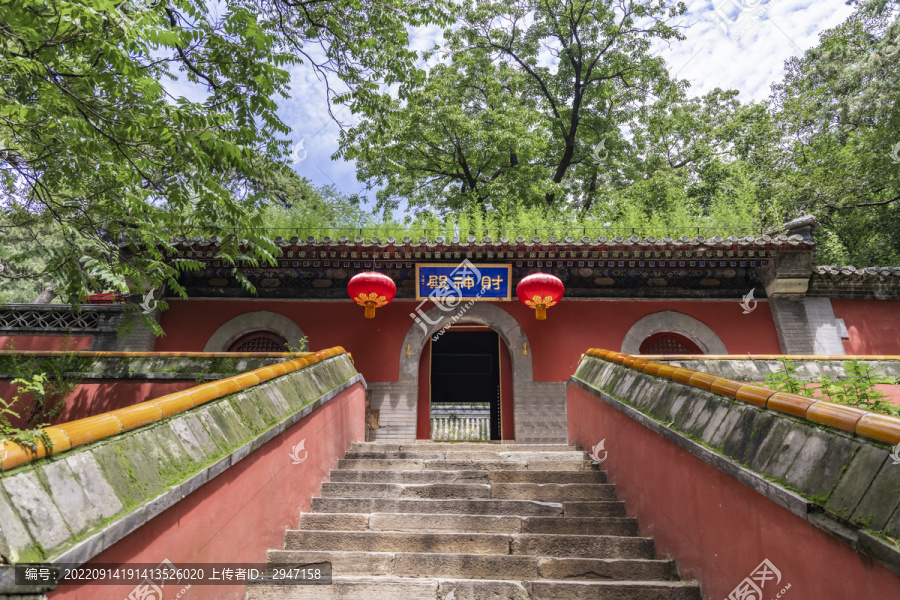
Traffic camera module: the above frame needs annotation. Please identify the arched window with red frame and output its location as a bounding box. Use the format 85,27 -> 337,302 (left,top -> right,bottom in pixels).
639,332 -> 703,355
227,331 -> 287,352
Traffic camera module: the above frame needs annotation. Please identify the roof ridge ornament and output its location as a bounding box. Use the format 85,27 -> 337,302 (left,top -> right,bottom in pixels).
780,213 -> 820,244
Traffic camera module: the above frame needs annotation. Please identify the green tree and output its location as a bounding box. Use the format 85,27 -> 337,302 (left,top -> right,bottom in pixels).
0,0 -> 453,307
767,0 -> 900,265
342,0 -> 688,214
0,213 -> 66,303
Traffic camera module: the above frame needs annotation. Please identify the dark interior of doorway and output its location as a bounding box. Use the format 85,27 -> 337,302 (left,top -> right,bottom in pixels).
430,329 -> 502,440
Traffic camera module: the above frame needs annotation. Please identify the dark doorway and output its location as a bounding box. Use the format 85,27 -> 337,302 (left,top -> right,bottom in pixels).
430,328 -> 502,440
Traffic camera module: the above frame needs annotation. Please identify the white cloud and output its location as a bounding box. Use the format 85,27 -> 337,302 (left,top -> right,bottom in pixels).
663,0 -> 854,100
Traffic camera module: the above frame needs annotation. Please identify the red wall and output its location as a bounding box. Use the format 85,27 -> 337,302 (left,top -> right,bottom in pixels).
567,383 -> 900,600
156,299 -> 781,383
0,381 -> 197,429
831,299 -> 900,355
50,381 -> 365,600
0,335 -> 92,351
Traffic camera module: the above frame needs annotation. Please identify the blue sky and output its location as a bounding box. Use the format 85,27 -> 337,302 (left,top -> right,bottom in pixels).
276,0 -> 855,204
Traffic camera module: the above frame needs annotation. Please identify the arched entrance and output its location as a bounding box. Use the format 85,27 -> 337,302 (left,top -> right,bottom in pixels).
419,324 -> 515,441
396,302 -> 535,442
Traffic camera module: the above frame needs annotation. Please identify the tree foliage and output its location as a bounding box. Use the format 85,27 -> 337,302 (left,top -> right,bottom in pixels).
767,0 -> 900,265
0,0 -> 453,307
343,0 -> 900,267
341,0 -> 688,212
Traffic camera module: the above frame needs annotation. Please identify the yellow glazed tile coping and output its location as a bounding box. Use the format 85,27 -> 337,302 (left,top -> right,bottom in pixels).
671,368 -> 696,385
655,365 -> 678,379
269,363 -> 288,377
253,367 -> 277,383
642,362 -> 665,376
688,372 -> 720,391
806,402 -> 867,434
0,428 -> 73,471
767,392 -> 816,418
233,373 -> 261,390
735,385 -> 777,407
284,358 -> 309,370
631,354 -> 900,361
582,348 -> 900,447
856,413 -> 900,445
631,358 -> 650,371
55,415 -> 123,447
213,379 -> 242,396
709,378 -> 744,398
108,403 -> 165,430
189,384 -> 223,406
150,392 -> 196,416
0,347 -> 347,472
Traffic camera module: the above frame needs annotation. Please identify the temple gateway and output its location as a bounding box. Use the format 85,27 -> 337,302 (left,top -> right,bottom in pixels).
3,215 -> 899,443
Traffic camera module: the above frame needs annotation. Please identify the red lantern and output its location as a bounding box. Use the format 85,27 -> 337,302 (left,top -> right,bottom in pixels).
516,273 -> 564,320
348,272 -> 396,319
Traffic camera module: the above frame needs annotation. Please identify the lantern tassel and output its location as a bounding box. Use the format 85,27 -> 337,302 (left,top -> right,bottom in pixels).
535,306 -> 547,320
364,303 -> 376,319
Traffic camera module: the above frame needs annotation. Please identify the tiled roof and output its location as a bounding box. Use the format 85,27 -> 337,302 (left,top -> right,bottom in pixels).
814,265 -> 900,277
171,233 -> 810,250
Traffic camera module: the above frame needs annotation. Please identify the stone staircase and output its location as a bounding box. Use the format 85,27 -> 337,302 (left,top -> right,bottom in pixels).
246,443 -> 701,599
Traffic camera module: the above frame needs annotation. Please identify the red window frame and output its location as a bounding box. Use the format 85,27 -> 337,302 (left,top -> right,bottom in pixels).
639,332 -> 703,355
227,331 -> 287,352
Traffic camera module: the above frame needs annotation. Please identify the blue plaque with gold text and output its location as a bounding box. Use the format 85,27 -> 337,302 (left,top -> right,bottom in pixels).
415,262 -> 511,301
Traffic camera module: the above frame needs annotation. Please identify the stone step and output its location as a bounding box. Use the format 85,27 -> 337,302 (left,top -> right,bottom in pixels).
490,470 -> 607,484
349,443 -> 578,453
329,469 -> 491,484
267,550 -> 678,580
337,458 -> 591,471
250,444 -> 701,600
245,577 -> 701,600
492,483 -> 617,502
310,497 -> 564,517
318,481 -> 616,501
564,502 -> 630,517
319,482 -> 493,499
337,459 -> 426,471
519,516 -> 639,536
284,531 -> 654,559
427,459 -> 591,471
345,451 -> 447,460
296,513 -> 639,536
343,450 -> 588,462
